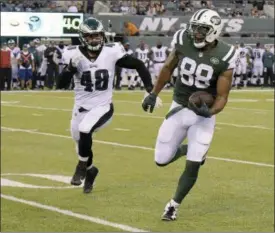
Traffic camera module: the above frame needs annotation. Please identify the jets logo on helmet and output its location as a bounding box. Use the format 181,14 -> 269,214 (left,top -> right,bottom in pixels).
79,17 -> 107,52
210,16 -> 221,25
189,9 -> 223,49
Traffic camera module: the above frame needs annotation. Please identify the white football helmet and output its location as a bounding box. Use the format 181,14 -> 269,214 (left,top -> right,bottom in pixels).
189,9 -> 223,48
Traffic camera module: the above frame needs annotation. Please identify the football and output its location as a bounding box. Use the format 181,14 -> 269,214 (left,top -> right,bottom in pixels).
188,91 -> 214,108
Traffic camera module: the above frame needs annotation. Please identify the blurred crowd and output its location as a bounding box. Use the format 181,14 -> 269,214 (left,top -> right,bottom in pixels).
108,0 -> 271,18
0,0 -> 272,18
0,39 -> 69,90
0,0 -> 92,13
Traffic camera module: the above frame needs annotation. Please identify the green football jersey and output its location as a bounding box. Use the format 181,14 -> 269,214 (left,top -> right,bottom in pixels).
171,29 -> 237,107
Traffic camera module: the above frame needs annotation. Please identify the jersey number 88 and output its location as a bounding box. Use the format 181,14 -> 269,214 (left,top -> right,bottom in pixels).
81,69 -> 109,92
179,57 -> 214,89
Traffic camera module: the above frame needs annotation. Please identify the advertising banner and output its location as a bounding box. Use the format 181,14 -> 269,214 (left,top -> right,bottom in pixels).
1,12 -> 84,37
93,15 -> 274,34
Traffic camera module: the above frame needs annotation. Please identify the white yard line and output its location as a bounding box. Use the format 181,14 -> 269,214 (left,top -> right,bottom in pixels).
1,104 -> 273,131
114,128 -> 131,132
1,126 -> 274,168
1,194 -> 148,232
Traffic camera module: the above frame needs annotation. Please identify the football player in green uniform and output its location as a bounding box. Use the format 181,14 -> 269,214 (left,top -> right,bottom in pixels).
142,9 -> 237,221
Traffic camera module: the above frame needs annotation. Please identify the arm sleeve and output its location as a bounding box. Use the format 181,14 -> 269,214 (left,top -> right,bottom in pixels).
116,55 -> 153,93
56,59 -> 77,89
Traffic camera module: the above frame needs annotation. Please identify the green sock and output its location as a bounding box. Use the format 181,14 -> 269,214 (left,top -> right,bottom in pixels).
173,160 -> 201,204
168,144 -> 188,165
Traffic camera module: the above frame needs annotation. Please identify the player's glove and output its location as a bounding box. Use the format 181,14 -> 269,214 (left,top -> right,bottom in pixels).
188,101 -> 212,118
142,93 -> 159,113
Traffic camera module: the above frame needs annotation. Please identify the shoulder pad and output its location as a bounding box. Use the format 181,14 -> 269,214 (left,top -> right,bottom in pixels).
105,42 -> 126,53
171,29 -> 187,49
67,45 -> 77,50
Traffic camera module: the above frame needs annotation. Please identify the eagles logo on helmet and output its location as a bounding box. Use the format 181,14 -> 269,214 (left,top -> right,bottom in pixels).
78,17 -> 107,52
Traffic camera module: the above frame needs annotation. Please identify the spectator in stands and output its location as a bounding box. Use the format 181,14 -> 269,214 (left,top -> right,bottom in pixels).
253,0 -> 265,16
136,1 -> 147,15
156,1 -> 165,14
166,0 -> 177,11
147,2 -> 157,16
67,1 -> 78,12
123,21 -> 140,36
120,1 -> 130,13
0,42 -> 12,90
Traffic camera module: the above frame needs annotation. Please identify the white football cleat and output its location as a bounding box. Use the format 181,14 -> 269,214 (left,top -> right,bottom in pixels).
161,199 -> 179,221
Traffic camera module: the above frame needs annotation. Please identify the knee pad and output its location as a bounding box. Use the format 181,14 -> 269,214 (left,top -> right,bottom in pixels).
78,132 -> 93,158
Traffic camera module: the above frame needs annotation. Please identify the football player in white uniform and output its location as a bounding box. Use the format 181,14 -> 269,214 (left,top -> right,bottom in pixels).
35,39 -> 47,89
135,41 -> 150,89
252,42 -> 265,86
142,9 -> 237,221
120,42 -> 137,90
149,41 -> 169,84
57,17 -> 155,194
8,39 -> 21,89
235,43 -> 250,88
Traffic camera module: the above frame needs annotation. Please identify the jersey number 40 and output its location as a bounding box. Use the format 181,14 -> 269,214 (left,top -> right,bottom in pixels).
81,69 -> 109,92
179,57 -> 214,89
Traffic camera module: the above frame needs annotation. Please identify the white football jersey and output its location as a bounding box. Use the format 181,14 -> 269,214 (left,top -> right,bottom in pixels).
135,48 -> 149,63
252,48 -> 265,63
237,47 -> 249,60
151,46 -> 168,62
63,43 -> 126,109
126,49 -> 133,56
10,47 -> 21,65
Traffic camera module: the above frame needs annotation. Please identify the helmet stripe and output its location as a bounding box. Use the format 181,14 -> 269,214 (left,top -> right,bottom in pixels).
192,10 -> 201,20
196,9 -> 208,20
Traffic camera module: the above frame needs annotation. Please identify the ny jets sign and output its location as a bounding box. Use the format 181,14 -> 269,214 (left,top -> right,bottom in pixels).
139,17 -> 244,33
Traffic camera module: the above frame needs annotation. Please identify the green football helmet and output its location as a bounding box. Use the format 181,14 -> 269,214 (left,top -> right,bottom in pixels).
79,17 -> 106,52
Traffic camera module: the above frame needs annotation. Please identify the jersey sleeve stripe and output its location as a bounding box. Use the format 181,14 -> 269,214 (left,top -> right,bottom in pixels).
227,48 -> 237,64
222,46 -> 234,62
175,29 -> 182,44
178,29 -> 185,45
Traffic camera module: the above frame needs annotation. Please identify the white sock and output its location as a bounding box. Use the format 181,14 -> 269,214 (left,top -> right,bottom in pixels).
171,199 -> 180,208
87,164 -> 93,170
260,78 -> 264,85
78,155 -> 88,162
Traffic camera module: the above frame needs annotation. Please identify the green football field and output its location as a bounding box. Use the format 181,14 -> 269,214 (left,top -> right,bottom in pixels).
1,89 -> 274,232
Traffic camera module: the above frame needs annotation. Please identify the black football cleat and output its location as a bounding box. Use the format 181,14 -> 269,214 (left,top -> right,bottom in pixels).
83,166 -> 99,194
70,161 -> 87,186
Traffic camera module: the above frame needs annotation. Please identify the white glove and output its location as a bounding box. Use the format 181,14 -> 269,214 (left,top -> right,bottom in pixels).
143,92 -> 163,108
